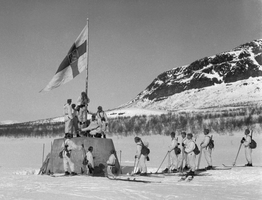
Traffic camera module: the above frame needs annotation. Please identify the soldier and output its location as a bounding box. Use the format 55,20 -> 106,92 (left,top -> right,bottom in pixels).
107,149 -> 117,177
200,129 -> 213,170
178,131 -> 189,170
133,137 -> 148,175
71,104 -> 80,137
76,91 -> 90,129
81,114 -> 102,138
184,133 -> 196,177
241,129 -> 252,166
96,106 -> 108,138
64,99 -> 73,137
163,132 -> 179,173
85,146 -> 95,174
61,133 -> 82,176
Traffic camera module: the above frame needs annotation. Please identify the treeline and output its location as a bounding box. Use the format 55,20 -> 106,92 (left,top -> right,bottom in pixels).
108,106 -> 262,136
0,122 -> 64,138
0,106 -> 261,137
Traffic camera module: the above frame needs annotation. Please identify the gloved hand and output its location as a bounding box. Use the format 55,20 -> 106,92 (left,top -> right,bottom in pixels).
146,156 -> 150,161
242,137 -> 245,141
135,155 -> 137,159
182,143 -> 185,147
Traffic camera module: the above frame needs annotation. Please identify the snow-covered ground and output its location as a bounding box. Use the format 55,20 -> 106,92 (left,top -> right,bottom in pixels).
0,133 -> 261,200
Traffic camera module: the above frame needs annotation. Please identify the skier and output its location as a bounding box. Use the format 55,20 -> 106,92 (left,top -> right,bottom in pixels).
107,149 -> 117,177
61,133 -> 82,176
96,106 -> 108,138
162,132 -> 179,173
183,133 -> 196,178
85,146 -> 95,174
200,129 -> 213,170
241,129 -> 252,166
64,99 -> 73,137
178,131 -> 189,170
133,137 -> 148,175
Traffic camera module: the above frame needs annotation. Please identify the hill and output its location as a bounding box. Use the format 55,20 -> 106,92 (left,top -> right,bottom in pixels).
119,39 -> 262,111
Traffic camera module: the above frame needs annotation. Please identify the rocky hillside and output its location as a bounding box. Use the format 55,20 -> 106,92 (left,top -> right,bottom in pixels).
120,39 -> 262,110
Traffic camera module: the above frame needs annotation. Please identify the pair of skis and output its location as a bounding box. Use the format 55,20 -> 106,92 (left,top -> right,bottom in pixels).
107,176 -> 161,183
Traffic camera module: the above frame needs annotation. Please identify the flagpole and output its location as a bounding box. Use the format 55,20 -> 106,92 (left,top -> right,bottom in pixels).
85,18 -> 89,122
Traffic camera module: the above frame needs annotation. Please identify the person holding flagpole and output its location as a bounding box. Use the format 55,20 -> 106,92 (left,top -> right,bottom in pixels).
77,91 -> 90,130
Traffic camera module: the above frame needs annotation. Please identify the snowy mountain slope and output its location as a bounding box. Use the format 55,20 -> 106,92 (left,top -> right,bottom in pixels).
119,39 -> 262,110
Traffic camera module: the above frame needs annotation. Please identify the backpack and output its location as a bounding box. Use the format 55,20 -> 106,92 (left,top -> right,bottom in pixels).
174,146 -> 181,155
141,141 -> 150,156
208,135 -> 214,149
249,132 -> 257,149
193,143 -> 200,155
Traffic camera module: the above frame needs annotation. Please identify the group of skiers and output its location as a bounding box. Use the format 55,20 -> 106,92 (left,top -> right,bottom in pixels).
63,92 -> 109,138
59,119 -> 254,177
132,128 -> 254,178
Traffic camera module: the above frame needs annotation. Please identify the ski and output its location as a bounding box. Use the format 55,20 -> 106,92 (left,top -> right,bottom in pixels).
107,176 -> 161,183
186,176 -> 194,182
198,166 -> 231,171
126,173 -> 164,178
178,176 -> 187,182
222,164 -> 262,168
50,173 -> 80,177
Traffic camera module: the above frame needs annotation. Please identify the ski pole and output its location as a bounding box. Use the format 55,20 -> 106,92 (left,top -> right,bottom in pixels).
197,147 -> 203,170
119,150 -> 122,174
133,157 -> 140,175
42,143 -> 45,164
233,143 -> 242,166
180,146 -> 185,172
155,151 -> 169,173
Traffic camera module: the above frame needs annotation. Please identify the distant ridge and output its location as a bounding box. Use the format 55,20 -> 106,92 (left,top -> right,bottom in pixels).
118,39 -> 262,111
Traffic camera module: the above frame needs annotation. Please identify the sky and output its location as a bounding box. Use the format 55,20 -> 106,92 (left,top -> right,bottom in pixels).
0,0 -> 261,123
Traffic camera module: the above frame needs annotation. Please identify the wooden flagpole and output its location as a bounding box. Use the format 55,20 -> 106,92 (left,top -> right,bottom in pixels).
85,18 -> 89,122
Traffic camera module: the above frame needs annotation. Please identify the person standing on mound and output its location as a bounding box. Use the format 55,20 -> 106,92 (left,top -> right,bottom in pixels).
76,91 -> 90,129
96,106 -> 108,138
184,133 -> 196,177
64,99 -> 73,137
71,104 -> 80,137
200,129 -> 213,170
241,129 -> 252,166
61,133 -> 82,176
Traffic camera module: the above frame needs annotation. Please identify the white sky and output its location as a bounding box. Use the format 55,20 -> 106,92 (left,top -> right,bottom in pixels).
0,0 -> 261,122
